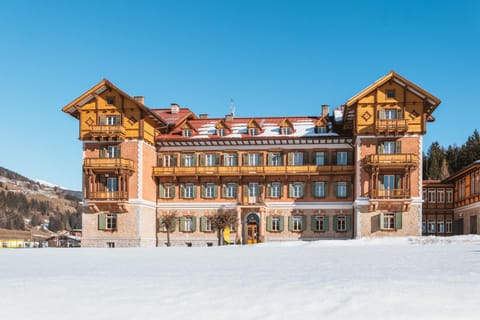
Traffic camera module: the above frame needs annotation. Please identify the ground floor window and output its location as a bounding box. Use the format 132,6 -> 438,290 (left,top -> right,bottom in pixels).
336,215 -> 346,231
312,215 -> 326,232
446,219 -> 452,233
180,216 -> 196,232
422,220 -> 427,233
437,220 -> 445,233
292,215 -> 302,231
107,242 -> 115,248
382,213 -> 395,230
428,220 -> 436,233
272,216 -> 280,231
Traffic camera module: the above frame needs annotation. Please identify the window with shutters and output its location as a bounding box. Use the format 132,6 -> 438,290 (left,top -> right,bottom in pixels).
159,183 -> 175,199
249,183 -> 259,197
248,153 -> 260,166
336,216 -> 347,231
313,215 -> 325,232
313,181 -> 326,198
183,183 -> 195,198
101,145 -> 120,158
292,152 -> 304,165
224,153 -> 237,166
292,215 -> 303,231
106,115 -> 120,125
446,219 -> 453,233
205,218 -> 212,232
315,152 -> 325,165
106,213 -> 117,230
205,154 -> 216,167
336,181 -> 348,198
224,183 -> 237,198
378,141 -> 399,154
203,183 -> 216,198
184,217 -> 194,232
383,213 -> 395,230
161,154 -> 176,167
271,152 -> 282,166
270,182 -> 281,198
292,182 -> 304,198
337,152 -> 347,165
183,154 -> 195,167
271,216 -> 281,231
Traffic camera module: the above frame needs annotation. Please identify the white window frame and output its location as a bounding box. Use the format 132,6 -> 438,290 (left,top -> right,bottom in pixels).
248,153 -> 259,166
293,182 -> 303,198
107,145 -> 120,158
337,215 -> 346,231
271,182 -> 281,198
183,129 -> 192,137
106,115 -> 120,125
437,189 -> 445,203
281,127 -> 291,135
428,220 -> 436,233
248,128 -> 258,136
217,128 -> 225,136
446,219 -> 453,233
293,152 -> 303,165
106,213 -> 117,230
271,153 -> 282,166
337,181 -> 347,198
337,152 -> 347,165
184,217 -> 193,232
184,183 -> 194,198
163,154 -> 175,167
204,183 -> 215,198
292,215 -> 302,231
205,218 -> 212,232
314,215 -> 325,232
422,220 -> 427,233
315,152 -> 325,165
226,183 -> 237,198
314,181 -> 326,198
224,153 -> 237,166
249,183 -> 259,197
205,154 -> 216,167
446,188 -> 453,203
383,213 -> 395,230
428,189 -> 436,203
107,177 -> 118,192
271,216 -> 280,231
163,184 -> 174,198
437,220 -> 445,233
184,154 -> 194,167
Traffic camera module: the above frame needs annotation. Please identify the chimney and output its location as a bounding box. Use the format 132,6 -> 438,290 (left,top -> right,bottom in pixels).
321,105 -> 330,117
225,113 -> 233,122
171,103 -> 180,114
199,114 -> 208,119
134,96 -> 145,105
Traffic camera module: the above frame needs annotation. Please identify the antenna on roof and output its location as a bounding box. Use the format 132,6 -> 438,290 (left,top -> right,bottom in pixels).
230,97 -> 236,118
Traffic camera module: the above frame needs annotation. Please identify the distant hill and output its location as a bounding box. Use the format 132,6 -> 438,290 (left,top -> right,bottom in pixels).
0,166 -> 82,233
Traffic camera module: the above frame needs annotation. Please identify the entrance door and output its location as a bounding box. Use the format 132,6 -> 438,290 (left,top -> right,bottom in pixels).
470,216 -> 477,234
246,223 -> 258,244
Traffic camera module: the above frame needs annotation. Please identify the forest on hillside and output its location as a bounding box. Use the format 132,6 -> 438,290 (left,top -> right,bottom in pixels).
423,129 -> 480,180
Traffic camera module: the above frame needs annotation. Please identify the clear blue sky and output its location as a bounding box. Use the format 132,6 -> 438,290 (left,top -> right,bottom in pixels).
0,0 -> 478,190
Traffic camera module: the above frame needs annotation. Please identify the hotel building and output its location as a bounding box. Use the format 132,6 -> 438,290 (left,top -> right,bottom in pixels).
62,71 -> 442,247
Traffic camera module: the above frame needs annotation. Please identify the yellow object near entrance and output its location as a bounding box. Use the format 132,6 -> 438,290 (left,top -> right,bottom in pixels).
223,227 -> 230,244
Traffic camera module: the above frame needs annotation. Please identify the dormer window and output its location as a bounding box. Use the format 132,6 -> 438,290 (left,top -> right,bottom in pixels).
315,126 -> 327,134
217,128 -> 225,136
248,128 -> 258,136
280,127 -> 291,135
183,129 -> 192,137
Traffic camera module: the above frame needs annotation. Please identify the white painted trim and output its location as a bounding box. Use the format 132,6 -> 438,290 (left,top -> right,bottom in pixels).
128,199 -> 157,208
453,201 -> 480,213
265,202 -> 353,209
156,202 -> 237,209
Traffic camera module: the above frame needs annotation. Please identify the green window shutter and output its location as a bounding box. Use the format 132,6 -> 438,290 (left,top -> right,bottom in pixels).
334,182 -> 339,197
311,182 -> 316,198
192,154 -> 197,166
200,154 -> 205,166
100,147 -> 106,158
310,215 -> 316,231
266,183 -> 272,198
191,217 -> 197,232
288,216 -> 293,231
242,153 -> 248,165
266,216 -> 272,232
324,215 -> 329,231
214,154 -> 219,165
159,184 -> 165,198
200,217 -> 206,232
201,184 -> 206,198
303,151 -> 309,165
171,185 -> 175,198
346,215 -> 352,231
333,215 -> 338,232
179,217 -> 185,232
173,155 -> 177,167
378,143 -> 384,154
192,185 -> 197,198
98,213 -> 106,230
325,182 -> 329,197
180,154 -> 185,166
99,116 -> 105,125
279,216 -> 284,232
213,184 -> 218,198
243,184 -> 248,197
397,109 -> 403,119
379,109 -> 386,120
380,213 -> 385,229
289,183 -> 294,198
259,184 -> 264,198
395,141 -> 402,154
301,182 -> 306,198
347,183 -> 352,197
302,215 -> 307,231
267,152 -> 272,166
395,212 -> 403,230
180,184 -> 185,198
332,151 -> 337,165
259,153 -> 264,165
288,152 -> 293,165
347,151 -> 353,165
222,184 -> 227,198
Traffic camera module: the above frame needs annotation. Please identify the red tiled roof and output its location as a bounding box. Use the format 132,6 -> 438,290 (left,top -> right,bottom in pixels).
151,108 -> 195,126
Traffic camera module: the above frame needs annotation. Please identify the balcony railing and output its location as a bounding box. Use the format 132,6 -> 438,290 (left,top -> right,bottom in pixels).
365,154 -> 418,167
152,164 -> 354,176
241,195 -> 264,205
84,158 -> 134,171
371,189 -> 409,199
375,119 -> 408,134
87,125 -> 126,140
87,191 -> 128,200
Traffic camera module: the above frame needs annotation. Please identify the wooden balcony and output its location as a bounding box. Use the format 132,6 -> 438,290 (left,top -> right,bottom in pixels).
375,119 -> 408,134
371,189 -> 409,199
86,125 -> 126,140
364,154 -> 418,168
84,158 -> 134,173
152,165 -> 354,177
87,191 -> 129,201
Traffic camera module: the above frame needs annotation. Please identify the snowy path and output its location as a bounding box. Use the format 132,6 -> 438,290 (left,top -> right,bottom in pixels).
1,236 -> 479,320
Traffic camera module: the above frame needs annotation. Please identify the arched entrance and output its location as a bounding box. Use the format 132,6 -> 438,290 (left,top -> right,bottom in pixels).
245,212 -> 259,244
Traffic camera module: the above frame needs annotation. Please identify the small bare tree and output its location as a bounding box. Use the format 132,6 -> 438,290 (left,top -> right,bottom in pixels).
211,208 -> 237,246
157,211 -> 177,247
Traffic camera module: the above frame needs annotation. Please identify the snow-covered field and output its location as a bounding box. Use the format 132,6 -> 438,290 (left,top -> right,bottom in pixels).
1,236 -> 480,320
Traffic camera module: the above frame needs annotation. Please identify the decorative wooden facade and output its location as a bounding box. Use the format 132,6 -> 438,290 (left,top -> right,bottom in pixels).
63,71 -> 442,247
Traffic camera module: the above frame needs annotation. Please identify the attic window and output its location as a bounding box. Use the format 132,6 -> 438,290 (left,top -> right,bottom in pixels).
315,126 -> 327,134
217,128 -> 225,137
183,129 -> 192,137
106,96 -> 115,105
280,127 -> 291,135
386,90 -> 395,99
248,128 -> 258,136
